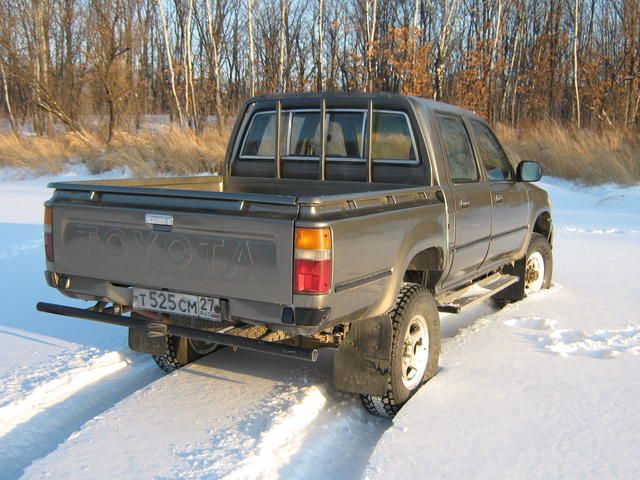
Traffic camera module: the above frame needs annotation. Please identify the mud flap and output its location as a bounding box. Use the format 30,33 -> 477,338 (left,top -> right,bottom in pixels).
333,314 -> 393,396
128,325 -> 167,355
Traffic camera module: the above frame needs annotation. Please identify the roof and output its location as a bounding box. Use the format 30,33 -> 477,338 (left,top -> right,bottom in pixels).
242,91 -> 483,122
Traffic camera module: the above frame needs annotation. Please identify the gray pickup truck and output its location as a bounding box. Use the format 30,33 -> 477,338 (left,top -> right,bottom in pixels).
38,93 -> 553,417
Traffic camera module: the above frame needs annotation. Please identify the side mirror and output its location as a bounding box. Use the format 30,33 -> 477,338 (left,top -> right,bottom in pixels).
517,160 -> 542,182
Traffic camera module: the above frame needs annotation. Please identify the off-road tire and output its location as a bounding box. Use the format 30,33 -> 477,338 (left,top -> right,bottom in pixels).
361,284 -> 441,417
524,232 -> 553,294
153,335 -> 218,373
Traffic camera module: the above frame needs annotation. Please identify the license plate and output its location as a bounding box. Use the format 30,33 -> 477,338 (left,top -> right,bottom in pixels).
132,287 -> 220,321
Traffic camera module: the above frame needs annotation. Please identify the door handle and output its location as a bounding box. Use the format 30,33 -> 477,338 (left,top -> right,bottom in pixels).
459,199 -> 471,209
495,194 -> 504,204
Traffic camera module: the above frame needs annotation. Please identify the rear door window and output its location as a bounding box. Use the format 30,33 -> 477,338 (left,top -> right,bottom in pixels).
372,112 -> 416,161
437,115 -> 479,183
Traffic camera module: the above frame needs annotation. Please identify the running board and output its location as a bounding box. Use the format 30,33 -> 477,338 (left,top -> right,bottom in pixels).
436,273 -> 519,314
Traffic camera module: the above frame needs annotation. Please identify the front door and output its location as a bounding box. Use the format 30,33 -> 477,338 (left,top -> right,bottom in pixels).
436,114 -> 492,288
467,119 -> 529,266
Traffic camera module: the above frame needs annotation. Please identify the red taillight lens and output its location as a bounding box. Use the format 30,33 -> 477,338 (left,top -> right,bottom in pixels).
44,206 -> 53,261
45,232 -> 54,261
293,227 -> 332,294
294,259 -> 331,294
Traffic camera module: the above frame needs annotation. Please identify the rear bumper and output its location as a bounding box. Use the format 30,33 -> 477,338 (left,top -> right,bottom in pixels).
44,271 -> 333,335
36,302 -> 319,361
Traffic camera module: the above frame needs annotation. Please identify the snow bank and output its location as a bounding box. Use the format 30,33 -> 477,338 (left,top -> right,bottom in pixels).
0,165 -> 130,225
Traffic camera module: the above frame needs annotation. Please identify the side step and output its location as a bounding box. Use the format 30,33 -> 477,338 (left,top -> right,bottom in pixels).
436,273 -> 519,314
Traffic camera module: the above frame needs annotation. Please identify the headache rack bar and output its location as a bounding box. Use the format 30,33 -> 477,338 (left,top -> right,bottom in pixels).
248,96 -> 376,183
36,302 -> 318,362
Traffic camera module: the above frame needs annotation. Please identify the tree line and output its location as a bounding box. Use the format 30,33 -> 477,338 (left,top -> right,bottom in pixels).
0,0 -> 638,142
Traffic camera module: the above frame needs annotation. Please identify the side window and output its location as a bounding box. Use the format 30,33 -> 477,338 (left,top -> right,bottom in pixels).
371,112 -> 416,161
437,115 -> 478,183
469,120 -> 513,181
326,112 -> 364,158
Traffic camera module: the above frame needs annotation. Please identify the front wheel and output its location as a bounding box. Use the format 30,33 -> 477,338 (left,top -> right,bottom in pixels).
361,284 -> 441,417
524,233 -> 553,296
494,232 -> 553,306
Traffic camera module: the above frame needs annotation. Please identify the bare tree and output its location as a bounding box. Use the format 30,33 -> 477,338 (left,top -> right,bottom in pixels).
573,0 -> 581,128
247,0 -> 256,96
157,0 -> 184,126
278,0 -> 287,92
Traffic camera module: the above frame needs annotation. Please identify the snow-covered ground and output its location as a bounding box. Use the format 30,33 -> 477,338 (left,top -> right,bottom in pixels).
0,169 -> 638,479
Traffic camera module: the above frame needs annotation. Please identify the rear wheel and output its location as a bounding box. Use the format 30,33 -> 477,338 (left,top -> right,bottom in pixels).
153,335 -> 218,373
361,284 -> 440,417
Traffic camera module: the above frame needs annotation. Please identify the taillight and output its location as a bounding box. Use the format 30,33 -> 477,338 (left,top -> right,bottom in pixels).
294,227 -> 332,294
44,206 -> 53,261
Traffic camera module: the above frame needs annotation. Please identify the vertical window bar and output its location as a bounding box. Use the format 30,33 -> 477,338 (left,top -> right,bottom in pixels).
366,100 -> 374,182
320,98 -> 326,180
275,100 -> 282,178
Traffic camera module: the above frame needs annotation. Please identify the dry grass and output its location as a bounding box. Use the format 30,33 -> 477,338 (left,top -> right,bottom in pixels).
1,121 -> 638,185
0,132 -> 92,175
496,121 -> 640,185
0,126 -> 230,177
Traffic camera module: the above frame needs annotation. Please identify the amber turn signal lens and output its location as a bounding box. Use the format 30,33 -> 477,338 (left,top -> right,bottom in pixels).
294,227 -> 331,251
44,206 -> 52,227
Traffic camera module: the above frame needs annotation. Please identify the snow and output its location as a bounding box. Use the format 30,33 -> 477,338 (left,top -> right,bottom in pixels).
365,181 -> 640,479
0,172 -> 638,479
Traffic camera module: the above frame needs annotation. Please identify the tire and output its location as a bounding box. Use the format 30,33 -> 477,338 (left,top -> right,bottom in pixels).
494,232 -> 553,304
523,232 -> 553,296
361,284 -> 441,417
153,335 -> 218,373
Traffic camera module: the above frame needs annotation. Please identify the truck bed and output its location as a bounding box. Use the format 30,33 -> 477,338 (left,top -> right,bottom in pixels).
47,175 -> 435,314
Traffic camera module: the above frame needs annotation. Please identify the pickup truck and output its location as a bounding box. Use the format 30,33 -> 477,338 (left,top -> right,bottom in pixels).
38,93 -> 553,417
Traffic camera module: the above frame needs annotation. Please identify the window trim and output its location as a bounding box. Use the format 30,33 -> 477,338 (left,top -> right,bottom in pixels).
238,108 -> 420,165
435,113 -> 481,184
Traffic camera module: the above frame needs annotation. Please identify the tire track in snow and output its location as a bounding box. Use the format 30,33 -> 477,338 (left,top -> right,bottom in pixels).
0,350 -> 129,436
0,349 -> 162,480
163,354 -> 390,480
225,386 -> 328,480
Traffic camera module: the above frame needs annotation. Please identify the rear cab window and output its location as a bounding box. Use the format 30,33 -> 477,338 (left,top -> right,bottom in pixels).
241,111 -> 287,157
239,109 -> 418,165
372,112 -> 417,161
233,108 -> 430,184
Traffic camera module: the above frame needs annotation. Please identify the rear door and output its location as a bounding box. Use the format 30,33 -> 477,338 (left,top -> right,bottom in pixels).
436,114 -> 492,288
467,119 -> 528,266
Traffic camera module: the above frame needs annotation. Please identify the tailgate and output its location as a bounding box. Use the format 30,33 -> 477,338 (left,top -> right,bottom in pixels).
51,193 -> 298,305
